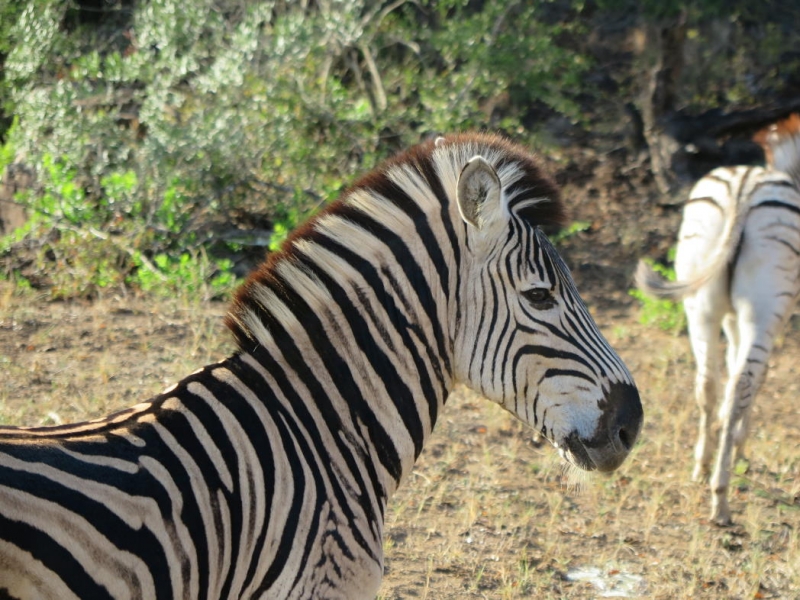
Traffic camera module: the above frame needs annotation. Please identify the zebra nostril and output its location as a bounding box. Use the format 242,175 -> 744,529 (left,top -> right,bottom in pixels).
607,382 -> 643,450
617,425 -> 633,451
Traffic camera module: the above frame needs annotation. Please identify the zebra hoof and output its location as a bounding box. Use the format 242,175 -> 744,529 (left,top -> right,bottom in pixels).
692,464 -> 709,483
710,505 -> 733,527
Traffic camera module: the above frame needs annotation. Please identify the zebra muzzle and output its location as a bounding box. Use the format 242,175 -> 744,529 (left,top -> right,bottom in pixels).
564,381 -> 643,473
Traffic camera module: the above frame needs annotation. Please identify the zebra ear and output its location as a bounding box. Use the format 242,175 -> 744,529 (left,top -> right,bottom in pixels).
456,156 -> 501,230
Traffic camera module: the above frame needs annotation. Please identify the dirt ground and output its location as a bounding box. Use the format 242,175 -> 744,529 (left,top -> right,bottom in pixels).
0,148 -> 798,598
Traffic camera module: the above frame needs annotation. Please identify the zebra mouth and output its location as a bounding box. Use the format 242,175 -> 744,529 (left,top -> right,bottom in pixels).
558,422 -> 639,473
560,432 -> 597,471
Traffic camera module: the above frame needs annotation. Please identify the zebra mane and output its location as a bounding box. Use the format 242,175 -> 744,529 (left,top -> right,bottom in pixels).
754,113 -> 800,184
226,132 -> 565,350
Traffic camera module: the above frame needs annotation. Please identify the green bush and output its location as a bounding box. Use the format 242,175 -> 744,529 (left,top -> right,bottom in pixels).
0,0 -> 594,297
550,220 -> 591,245
629,254 -> 686,334
130,251 -> 236,302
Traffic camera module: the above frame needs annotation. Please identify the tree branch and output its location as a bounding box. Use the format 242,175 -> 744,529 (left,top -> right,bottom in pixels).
359,42 -> 387,113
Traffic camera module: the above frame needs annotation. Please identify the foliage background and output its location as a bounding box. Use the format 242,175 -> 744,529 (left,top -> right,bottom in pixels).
0,0 -> 798,296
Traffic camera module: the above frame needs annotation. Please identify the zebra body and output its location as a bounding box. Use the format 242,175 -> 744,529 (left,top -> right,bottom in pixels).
1,133 -> 642,598
636,115 -> 800,525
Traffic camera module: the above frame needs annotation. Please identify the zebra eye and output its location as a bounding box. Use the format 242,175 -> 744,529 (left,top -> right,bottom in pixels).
522,287 -> 554,308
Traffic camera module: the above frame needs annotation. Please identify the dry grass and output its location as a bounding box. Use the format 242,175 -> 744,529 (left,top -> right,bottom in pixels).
0,282 -> 798,598
0,283 -> 232,426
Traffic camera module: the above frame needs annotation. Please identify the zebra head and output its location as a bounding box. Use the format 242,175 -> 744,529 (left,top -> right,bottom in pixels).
451,152 -> 642,473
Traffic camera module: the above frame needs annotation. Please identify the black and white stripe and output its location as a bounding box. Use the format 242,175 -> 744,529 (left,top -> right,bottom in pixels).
636,115 -> 800,526
0,133 -> 642,599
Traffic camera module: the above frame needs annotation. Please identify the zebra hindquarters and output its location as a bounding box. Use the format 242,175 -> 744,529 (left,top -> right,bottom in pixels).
673,180 -> 731,285
709,199 -> 800,526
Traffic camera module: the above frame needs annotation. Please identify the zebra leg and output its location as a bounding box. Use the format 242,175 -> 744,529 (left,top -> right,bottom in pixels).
691,368 -> 720,483
710,320 -> 772,526
722,313 -> 738,379
711,364 -> 763,525
683,292 -> 725,483
721,313 -> 746,462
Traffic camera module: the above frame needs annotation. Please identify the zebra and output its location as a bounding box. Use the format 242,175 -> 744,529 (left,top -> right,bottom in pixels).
0,133 -> 642,599
636,114 -> 800,526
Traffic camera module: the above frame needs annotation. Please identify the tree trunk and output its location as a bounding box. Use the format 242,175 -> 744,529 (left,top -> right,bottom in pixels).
641,12 -> 687,195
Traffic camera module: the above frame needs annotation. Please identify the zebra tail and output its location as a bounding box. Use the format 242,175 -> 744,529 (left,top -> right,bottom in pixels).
754,113 -> 800,185
636,176 -> 749,301
634,259 -> 702,300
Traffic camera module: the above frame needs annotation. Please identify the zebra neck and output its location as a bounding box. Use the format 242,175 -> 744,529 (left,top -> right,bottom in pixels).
224,181 -> 466,498
227,286 -> 454,501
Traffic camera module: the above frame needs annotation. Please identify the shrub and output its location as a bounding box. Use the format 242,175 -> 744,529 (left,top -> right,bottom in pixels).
0,0 -> 593,296
629,253 -> 686,334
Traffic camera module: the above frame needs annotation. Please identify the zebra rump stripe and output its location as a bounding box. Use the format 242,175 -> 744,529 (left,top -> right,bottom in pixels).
635,114 -> 800,526
0,133 -> 642,599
